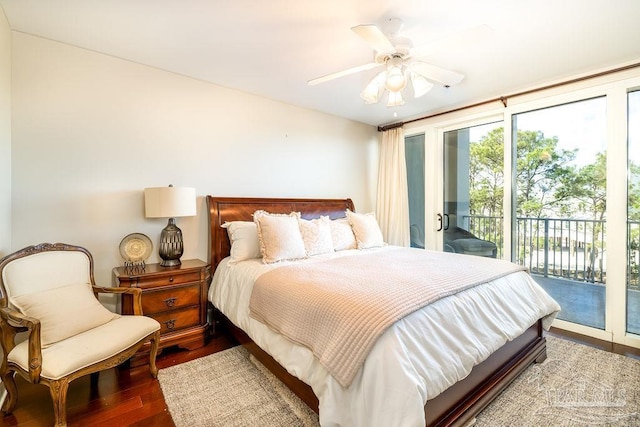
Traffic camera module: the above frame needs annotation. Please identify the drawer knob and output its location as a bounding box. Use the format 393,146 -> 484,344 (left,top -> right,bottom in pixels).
164,319 -> 176,330
163,297 -> 177,307
168,276 -> 174,282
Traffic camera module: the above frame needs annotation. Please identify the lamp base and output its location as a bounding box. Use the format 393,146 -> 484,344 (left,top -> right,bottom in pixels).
160,258 -> 182,267
159,218 -> 184,267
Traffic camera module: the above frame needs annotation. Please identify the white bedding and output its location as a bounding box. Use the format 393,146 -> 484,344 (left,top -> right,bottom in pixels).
208,246 -> 560,427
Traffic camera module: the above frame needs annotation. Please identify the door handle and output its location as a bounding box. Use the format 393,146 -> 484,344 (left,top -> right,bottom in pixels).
437,214 -> 443,232
443,214 -> 450,231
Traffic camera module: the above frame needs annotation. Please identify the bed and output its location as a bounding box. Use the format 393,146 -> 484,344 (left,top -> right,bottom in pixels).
206,195 -> 560,427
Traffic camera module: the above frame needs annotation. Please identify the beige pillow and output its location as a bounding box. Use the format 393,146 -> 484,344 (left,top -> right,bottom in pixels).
254,210 -> 307,263
330,217 -> 357,251
346,210 -> 385,249
10,283 -> 119,347
299,216 -> 334,256
222,221 -> 261,263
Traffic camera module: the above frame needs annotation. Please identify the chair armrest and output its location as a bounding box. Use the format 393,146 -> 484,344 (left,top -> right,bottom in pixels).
0,307 -> 43,383
92,285 -> 144,315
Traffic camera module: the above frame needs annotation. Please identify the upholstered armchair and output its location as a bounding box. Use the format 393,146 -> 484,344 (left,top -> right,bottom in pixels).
0,243 -> 161,427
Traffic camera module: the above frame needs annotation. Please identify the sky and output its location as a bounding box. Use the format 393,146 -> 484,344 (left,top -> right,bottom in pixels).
470,90 -> 640,165
515,97 -> 607,167
468,93 -> 639,166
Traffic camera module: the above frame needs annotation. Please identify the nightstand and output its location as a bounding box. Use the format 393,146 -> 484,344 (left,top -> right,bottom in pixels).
113,259 -> 211,365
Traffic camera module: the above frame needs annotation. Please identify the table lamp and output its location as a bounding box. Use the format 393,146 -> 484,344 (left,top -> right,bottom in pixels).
144,185 -> 196,267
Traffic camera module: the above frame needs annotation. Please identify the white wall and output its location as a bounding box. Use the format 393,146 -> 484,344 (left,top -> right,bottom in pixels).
0,10 -> 10,258
11,32 -> 378,292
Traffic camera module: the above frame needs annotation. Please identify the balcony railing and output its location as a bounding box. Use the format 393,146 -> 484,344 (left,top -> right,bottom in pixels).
463,215 -> 608,285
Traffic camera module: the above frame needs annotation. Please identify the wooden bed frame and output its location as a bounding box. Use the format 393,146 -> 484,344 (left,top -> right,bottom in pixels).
206,195 -> 548,427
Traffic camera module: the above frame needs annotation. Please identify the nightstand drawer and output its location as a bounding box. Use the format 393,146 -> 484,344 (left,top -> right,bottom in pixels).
113,259 -> 211,360
142,284 -> 200,314
152,306 -> 200,334
131,270 -> 202,289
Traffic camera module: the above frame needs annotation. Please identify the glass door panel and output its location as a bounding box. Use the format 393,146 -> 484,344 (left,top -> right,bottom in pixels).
406,134 -> 426,249
513,97 -> 607,329
628,89 -> 640,335
443,121 -> 503,259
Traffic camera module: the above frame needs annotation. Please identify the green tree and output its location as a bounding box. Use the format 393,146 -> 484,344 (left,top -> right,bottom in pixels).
469,128 -> 577,218
628,161 -> 640,221
514,130 -> 577,217
555,151 -> 606,221
469,128 -> 504,217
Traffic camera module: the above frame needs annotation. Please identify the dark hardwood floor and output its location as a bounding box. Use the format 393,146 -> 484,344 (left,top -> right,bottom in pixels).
0,332 -> 237,427
2,327 -> 639,426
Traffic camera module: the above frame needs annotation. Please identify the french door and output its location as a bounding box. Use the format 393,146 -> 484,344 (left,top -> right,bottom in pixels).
405,79 -> 640,347
442,122 -> 503,259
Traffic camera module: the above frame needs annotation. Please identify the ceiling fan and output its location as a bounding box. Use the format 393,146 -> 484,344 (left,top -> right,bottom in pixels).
308,19 -> 488,107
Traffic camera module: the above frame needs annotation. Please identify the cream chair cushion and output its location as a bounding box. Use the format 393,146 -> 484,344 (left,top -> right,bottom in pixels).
8,315 -> 160,380
10,284 -> 118,347
1,251 -> 92,296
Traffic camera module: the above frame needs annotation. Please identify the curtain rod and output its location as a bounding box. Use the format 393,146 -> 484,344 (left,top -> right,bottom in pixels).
377,61 -> 640,132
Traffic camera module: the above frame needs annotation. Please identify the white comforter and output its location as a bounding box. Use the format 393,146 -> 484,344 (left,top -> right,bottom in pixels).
208,247 -> 560,427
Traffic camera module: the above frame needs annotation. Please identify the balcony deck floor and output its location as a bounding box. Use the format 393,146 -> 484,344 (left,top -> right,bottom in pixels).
534,274 -> 640,333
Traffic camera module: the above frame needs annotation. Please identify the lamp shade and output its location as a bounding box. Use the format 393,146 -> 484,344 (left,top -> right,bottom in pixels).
144,186 -> 196,218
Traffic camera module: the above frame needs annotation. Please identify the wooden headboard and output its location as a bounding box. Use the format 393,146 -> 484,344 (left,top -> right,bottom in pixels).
206,196 -> 355,272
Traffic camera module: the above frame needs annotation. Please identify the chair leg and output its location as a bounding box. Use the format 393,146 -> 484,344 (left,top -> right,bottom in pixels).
90,371 -> 100,388
148,330 -> 160,378
49,378 -> 70,427
88,371 -> 101,400
0,369 -> 18,415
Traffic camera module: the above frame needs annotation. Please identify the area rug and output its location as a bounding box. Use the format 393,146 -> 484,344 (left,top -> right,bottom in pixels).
158,345 -> 319,427
158,336 -> 640,426
474,336 -> 640,426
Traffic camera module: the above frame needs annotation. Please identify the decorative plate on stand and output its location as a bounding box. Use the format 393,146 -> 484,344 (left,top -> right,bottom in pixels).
119,233 -> 153,268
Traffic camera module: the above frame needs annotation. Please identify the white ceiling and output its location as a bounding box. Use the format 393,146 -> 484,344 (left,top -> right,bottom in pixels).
1,0 -> 639,127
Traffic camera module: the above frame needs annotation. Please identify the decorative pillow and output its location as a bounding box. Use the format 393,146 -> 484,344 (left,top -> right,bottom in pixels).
346,210 -> 385,249
222,221 -> 261,263
299,216 -> 334,256
253,210 -> 307,263
10,283 -> 119,347
330,217 -> 357,251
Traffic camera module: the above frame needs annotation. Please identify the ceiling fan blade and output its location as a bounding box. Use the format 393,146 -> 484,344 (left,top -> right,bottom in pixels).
410,62 -> 464,86
410,24 -> 493,58
308,62 -> 380,85
351,24 -> 395,55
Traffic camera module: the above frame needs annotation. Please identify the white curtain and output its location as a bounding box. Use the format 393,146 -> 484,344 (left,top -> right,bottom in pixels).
376,127 -> 410,246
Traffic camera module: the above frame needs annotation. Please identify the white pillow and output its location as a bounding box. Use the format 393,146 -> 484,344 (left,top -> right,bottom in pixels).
254,210 -> 307,263
299,216 -> 334,256
330,217 -> 357,251
10,283 -> 119,347
346,210 -> 385,249
222,221 -> 261,263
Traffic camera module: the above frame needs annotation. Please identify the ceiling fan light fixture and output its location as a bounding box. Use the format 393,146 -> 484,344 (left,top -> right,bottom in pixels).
410,72 -> 434,98
360,70 -> 386,104
309,19 -> 467,110
387,90 -> 405,107
384,65 -> 407,92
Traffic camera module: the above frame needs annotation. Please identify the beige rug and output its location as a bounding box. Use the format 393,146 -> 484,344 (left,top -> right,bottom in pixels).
158,336 -> 640,426
475,336 -> 640,426
158,345 -> 319,427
